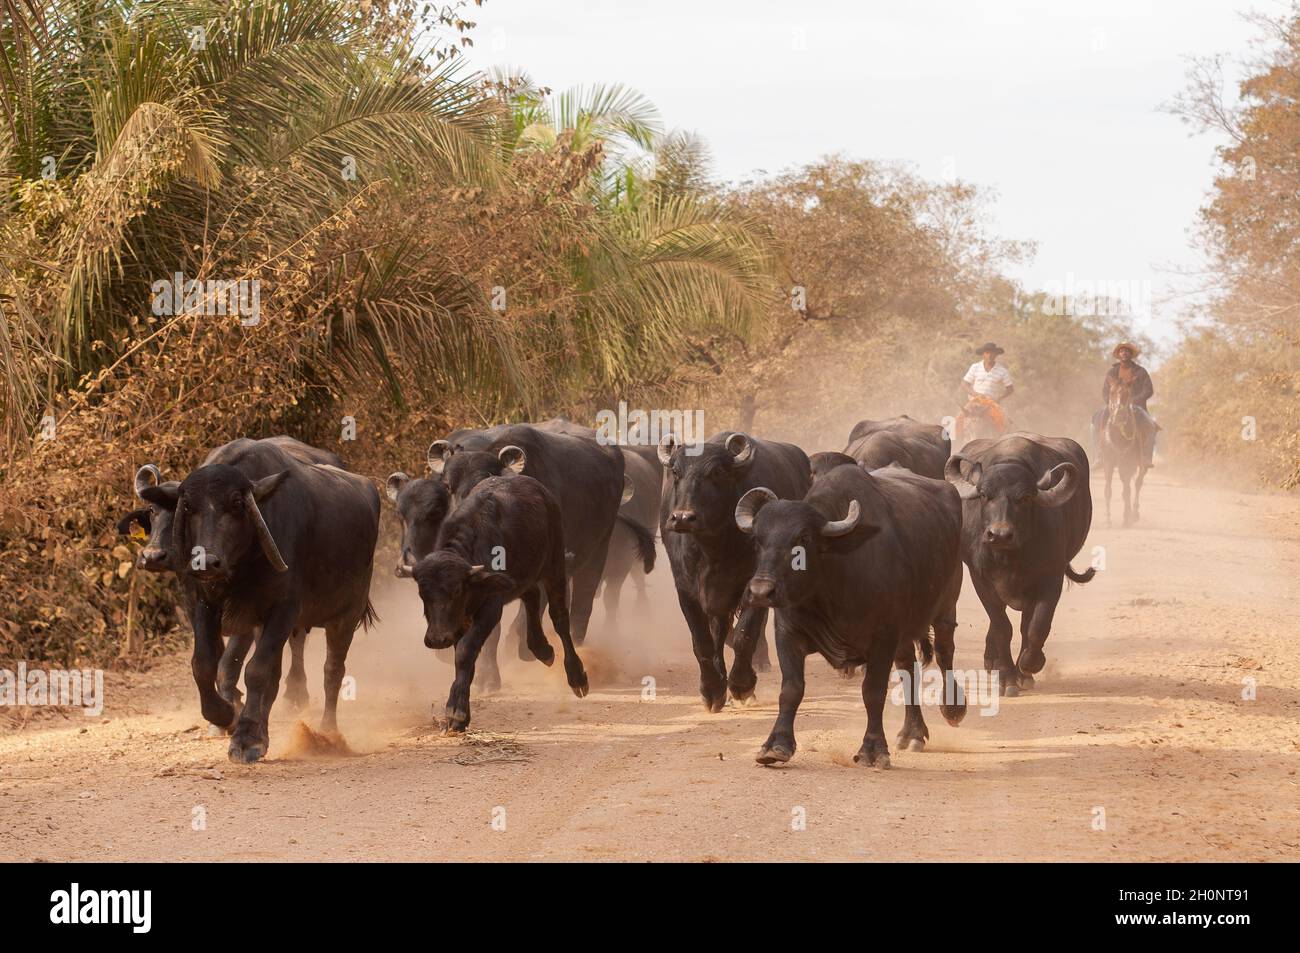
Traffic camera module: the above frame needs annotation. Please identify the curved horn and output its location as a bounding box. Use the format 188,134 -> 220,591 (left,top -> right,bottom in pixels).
243,489 -> 288,572
621,474 -> 635,504
657,433 -> 678,467
171,494 -> 188,565
1034,462 -> 1079,507
944,455 -> 981,500
427,440 -> 451,475
134,464 -> 162,498
725,432 -> 756,466
820,499 -> 861,537
734,486 -> 777,533
498,445 -> 526,474
386,472 -> 410,503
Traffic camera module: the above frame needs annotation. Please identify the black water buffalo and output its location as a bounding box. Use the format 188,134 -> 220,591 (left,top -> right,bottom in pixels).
139,444 -> 379,762
735,463 -> 964,768
844,415 -> 950,478
118,437 -> 344,713
808,451 -> 858,481
428,423 -> 642,644
385,470 -> 450,577
659,431 -> 811,711
944,432 -> 1095,695
412,474 -> 587,731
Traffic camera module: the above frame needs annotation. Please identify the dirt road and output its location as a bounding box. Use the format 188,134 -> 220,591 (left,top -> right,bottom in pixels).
3,475 -> 1298,861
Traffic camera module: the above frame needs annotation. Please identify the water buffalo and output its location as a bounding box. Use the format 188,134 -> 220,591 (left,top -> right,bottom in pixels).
944,432 -> 1096,695
659,431 -> 811,711
428,423 -> 641,644
118,437 -> 344,714
808,451 -> 858,482
412,474 -> 588,731
735,463 -> 964,768
140,446 -> 379,762
844,415 -> 950,478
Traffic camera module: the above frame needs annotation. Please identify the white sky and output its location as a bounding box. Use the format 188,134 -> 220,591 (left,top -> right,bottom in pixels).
462,0 -> 1264,348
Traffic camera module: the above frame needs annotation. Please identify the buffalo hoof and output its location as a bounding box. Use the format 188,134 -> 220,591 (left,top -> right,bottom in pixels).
473,669 -> 502,695
530,641 -> 555,667
701,692 -> 727,714
566,660 -> 589,698
896,727 -> 928,751
206,723 -> 225,738
756,744 -> 793,766
728,672 -> 758,704
854,737 -> 891,769
284,686 -> 309,712
1019,673 -> 1036,689
941,703 -> 967,727
227,731 -> 267,764
443,707 -> 470,734
1003,683 -> 1020,698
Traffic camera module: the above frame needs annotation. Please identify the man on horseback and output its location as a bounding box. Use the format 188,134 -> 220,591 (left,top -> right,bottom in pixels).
1093,342 -> 1157,467
956,342 -> 1013,445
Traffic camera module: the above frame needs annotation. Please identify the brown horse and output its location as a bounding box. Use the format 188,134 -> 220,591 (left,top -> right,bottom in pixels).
1099,377 -> 1148,526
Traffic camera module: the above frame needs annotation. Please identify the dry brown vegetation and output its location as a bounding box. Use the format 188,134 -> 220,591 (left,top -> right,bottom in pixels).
0,2 -> 1294,668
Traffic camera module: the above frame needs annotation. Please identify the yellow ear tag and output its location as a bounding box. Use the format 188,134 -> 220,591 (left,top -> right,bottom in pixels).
130,525 -> 147,541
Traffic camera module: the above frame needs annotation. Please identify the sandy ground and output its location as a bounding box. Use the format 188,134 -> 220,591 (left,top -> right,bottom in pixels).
2,473 -> 1298,862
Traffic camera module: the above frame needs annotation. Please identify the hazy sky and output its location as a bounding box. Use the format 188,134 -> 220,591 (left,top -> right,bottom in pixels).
462,0 -> 1264,347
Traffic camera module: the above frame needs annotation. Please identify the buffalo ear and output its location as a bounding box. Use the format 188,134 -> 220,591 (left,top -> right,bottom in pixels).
116,508 -> 151,536
139,482 -> 180,509
467,565 -> 514,594
386,472 -> 410,503
252,470 -> 290,502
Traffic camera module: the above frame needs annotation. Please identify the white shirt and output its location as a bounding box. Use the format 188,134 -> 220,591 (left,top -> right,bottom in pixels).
964,360 -> 1013,399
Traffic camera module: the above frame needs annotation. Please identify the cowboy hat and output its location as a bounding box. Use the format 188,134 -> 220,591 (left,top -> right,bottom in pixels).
1112,341 -> 1140,359
974,342 -> 1004,356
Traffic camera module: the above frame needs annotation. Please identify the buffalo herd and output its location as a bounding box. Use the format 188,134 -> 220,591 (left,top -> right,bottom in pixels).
120,415 -> 1096,767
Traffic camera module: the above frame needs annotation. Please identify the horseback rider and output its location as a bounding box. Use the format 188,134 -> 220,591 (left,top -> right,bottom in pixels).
1093,342 -> 1157,467
960,342 -> 1013,435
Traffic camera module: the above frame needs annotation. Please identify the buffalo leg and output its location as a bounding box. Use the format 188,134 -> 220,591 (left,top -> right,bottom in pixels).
676,589 -> 727,712
217,629 -> 254,707
511,598 -> 534,661
284,628 -> 309,711
445,606 -> 504,733
726,603 -> 768,702
1016,579 -> 1062,679
520,587 -> 555,666
320,619 -> 357,734
970,569 -> 1020,695
193,600 -> 236,731
543,569 -> 588,697
228,600 -> 297,764
756,621 -> 805,765
933,599 -> 967,726
893,634 -> 929,752
475,624 -> 503,694
854,632 -> 896,768
568,557 -> 604,646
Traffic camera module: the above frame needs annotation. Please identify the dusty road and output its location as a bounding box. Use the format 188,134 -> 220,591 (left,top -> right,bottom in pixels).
3,475 -> 1298,862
